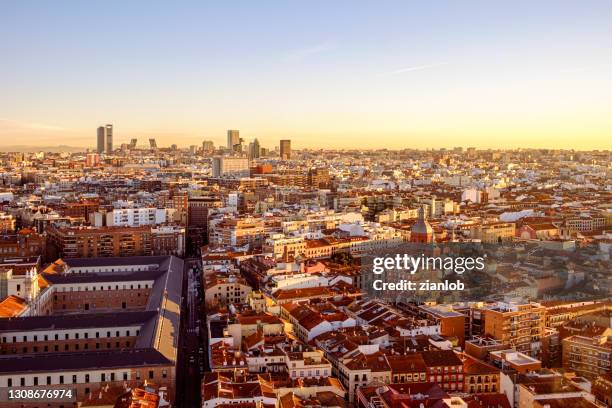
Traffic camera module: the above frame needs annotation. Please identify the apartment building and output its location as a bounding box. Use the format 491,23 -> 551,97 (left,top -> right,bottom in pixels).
482,302 -> 546,358
104,207 -> 167,227
204,272 -> 252,306
281,302 -> 356,342
421,350 -> 465,393
46,225 -> 184,258
471,222 -> 516,243
562,329 -> 612,379
563,214 -> 606,232
264,234 -> 306,260
461,353 -> 501,394
209,217 -> 265,249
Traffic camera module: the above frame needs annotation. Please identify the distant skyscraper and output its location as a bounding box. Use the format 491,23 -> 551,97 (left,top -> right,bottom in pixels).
227,130 -> 240,152
149,138 -> 158,149
130,138 -> 138,148
96,127 -> 105,153
202,140 -> 214,152
105,124 -> 113,153
249,138 -> 261,159
280,139 -> 291,160
97,124 -> 113,154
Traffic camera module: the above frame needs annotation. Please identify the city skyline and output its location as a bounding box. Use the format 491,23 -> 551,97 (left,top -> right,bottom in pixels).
1,1 -> 612,150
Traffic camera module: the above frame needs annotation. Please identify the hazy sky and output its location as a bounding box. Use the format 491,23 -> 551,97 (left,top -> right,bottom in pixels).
1,1 -> 611,150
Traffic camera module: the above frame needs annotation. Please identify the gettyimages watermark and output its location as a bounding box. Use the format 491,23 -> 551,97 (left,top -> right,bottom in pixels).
371,252 -> 486,292
358,241 -> 609,303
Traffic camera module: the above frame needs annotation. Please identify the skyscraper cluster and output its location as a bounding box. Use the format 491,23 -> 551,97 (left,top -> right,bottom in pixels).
96,124 -> 113,154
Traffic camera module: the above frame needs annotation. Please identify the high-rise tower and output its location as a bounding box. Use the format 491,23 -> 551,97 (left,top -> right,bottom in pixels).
105,124 -> 113,153
227,130 -> 240,152
280,139 -> 291,160
96,124 -> 113,154
96,127 -> 105,153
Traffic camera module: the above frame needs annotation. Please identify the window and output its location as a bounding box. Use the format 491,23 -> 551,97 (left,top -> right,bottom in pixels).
59,376 -> 64,384
33,377 -> 38,386
148,370 -> 154,379
20,378 -> 25,386
72,375 -> 77,383
85,374 -> 89,383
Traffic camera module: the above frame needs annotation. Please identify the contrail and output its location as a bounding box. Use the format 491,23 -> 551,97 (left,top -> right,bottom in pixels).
380,62 -> 450,76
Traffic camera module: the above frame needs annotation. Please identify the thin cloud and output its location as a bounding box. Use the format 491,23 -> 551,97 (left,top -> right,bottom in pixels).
559,64 -> 611,74
379,62 -> 450,76
0,119 -> 68,132
283,42 -> 335,61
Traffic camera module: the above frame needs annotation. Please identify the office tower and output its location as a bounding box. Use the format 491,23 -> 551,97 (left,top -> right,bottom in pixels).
202,140 -> 215,152
96,127 -> 105,153
105,124 -> 113,153
280,139 -> 291,160
212,156 -> 250,177
227,129 -> 240,152
96,124 -> 113,154
249,138 -> 261,159
130,138 -> 138,148
149,138 -> 158,149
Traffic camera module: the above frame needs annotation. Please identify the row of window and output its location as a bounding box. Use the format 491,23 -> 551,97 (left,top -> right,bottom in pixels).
4,369 -> 167,387
2,329 -> 138,343
289,369 -> 329,377
56,283 -> 150,292
428,366 -> 463,373
2,341 -> 132,354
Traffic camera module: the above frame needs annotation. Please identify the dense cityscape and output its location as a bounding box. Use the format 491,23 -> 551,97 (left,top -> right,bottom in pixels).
0,127 -> 610,408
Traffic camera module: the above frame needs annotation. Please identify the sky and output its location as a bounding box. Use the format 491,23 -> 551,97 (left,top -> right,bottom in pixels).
1,1 -> 611,150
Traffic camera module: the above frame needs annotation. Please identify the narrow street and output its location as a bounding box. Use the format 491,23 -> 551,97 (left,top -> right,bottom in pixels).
176,257 -> 204,408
